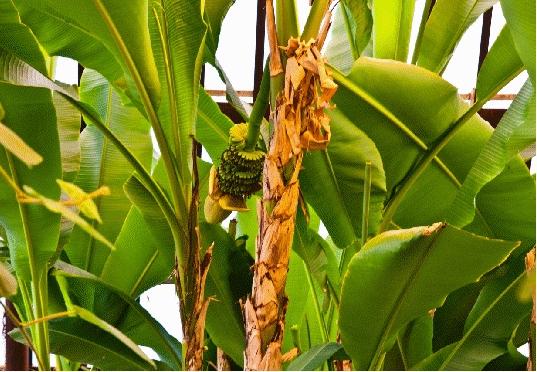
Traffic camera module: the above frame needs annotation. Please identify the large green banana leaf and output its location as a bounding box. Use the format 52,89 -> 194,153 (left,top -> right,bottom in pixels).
14,1 -> 122,95
149,0 -> 207,188
330,57 -> 535,249
199,222 -> 252,367
0,0 -> 62,282
53,90 -> 81,183
338,223 -> 518,370
0,83 -> 61,282
397,313 -> 434,369
281,248 -> 310,357
123,170 -> 176,269
204,0 -> 235,54
17,0 -> 161,110
9,316 -> 157,370
100,206 -> 172,299
431,282 -> 485,352
325,4 -> 356,75
417,0 -> 497,75
63,69 -> 153,276
293,209 -> 340,302
195,86 -> 234,163
0,0 -> 48,76
340,0 -> 372,58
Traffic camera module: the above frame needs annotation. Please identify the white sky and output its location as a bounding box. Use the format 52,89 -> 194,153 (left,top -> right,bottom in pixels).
9,1 -> 532,365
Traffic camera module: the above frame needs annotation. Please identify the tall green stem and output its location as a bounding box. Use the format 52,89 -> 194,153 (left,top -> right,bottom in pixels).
276,0 -> 299,45
302,0 -> 330,42
245,59 -> 270,151
361,162 -> 372,248
7,152 -> 49,370
304,261 -> 329,344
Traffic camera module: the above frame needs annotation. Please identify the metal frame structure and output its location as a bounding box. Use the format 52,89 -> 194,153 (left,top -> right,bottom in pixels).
3,1 -> 517,369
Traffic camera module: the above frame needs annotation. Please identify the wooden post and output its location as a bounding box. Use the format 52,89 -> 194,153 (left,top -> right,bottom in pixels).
5,300 -> 30,371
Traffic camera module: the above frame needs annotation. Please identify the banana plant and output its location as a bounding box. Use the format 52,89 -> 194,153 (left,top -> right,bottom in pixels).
0,0 -> 534,371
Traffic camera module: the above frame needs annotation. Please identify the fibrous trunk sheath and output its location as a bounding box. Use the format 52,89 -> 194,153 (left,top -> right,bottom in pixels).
242,23 -> 337,369
176,143 -> 213,371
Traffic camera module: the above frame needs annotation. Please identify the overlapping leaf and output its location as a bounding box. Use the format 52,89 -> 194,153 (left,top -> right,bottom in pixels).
413,270 -> 532,370
53,91 -> 81,182
339,223 -> 518,370
14,1 -> 122,95
195,87 -> 234,163
325,4 -> 356,75
0,0 -> 48,76
100,206 -> 172,299
18,0 -> 161,110
330,57 -> 535,251
448,79 -> 535,229
0,84 -> 61,281
52,261 -> 182,370
150,0 -> 207,185
287,342 -> 343,371
63,69 -> 153,276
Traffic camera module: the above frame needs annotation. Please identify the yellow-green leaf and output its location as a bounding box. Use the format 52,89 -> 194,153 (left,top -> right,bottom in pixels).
57,179 -> 103,223
0,122 -> 43,167
23,186 -> 114,251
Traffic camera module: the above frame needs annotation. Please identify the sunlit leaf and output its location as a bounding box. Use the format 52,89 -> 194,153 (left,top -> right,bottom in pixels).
0,122 -> 43,167
372,0 -> 415,62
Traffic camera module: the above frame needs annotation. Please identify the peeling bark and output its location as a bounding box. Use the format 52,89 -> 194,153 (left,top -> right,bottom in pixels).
243,4 -> 337,367
218,348 -> 232,371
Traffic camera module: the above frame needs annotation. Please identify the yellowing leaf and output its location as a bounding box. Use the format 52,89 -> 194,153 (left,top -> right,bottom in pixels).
57,179 -> 104,223
0,122 -> 43,167
22,186 -> 114,251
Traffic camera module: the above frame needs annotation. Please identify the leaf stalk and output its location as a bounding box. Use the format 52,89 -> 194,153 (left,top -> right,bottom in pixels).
245,59 -> 270,151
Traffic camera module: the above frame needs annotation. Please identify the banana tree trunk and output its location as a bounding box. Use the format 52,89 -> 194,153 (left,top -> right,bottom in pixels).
243,3 -> 337,368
